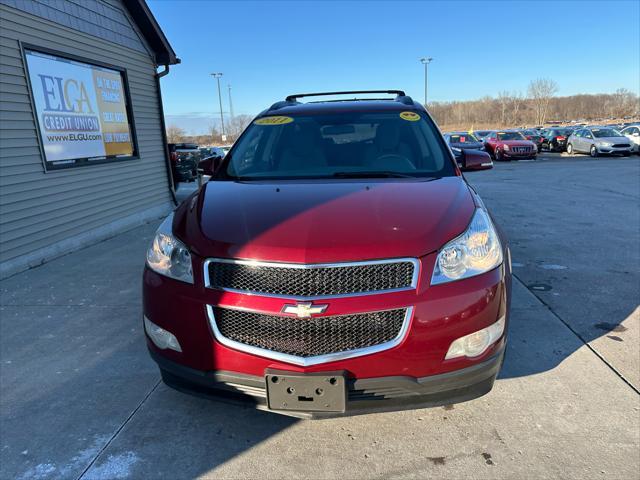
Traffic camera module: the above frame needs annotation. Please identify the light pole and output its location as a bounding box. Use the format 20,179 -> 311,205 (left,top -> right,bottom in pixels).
210,72 -> 225,140
420,57 -> 433,106
228,84 -> 234,119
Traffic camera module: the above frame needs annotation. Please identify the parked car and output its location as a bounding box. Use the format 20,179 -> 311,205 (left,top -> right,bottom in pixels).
620,125 -> 640,153
168,143 -> 200,184
483,130 -> 537,161
539,128 -> 573,152
566,128 -> 632,157
472,130 -> 493,141
199,146 -> 227,158
144,90 -> 511,418
519,129 -> 543,152
444,132 -> 485,151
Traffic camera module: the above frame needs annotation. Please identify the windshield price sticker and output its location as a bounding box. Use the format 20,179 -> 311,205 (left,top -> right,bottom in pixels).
399,111 -> 420,122
254,116 -> 294,125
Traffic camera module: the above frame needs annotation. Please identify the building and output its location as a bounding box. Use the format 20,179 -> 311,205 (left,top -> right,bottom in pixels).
0,0 -> 179,279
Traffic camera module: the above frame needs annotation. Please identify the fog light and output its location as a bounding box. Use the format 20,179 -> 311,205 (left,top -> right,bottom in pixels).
144,316 -> 182,352
445,316 -> 505,360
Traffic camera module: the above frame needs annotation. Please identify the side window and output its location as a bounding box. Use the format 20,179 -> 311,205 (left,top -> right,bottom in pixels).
575,130 -> 583,138
584,130 -> 593,139
228,127 -> 269,174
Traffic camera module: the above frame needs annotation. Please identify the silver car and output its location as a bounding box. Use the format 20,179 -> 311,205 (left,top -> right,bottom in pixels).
620,125 -> 640,153
566,127 -> 632,157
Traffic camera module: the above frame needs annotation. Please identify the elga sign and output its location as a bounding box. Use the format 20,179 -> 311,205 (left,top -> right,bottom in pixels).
25,49 -> 135,169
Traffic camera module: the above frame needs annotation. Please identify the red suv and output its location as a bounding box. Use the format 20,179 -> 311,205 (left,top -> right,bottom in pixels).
143,91 -> 511,418
484,130 -> 537,161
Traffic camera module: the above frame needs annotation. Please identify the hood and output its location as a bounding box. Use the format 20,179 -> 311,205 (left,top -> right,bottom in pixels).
174,177 -> 475,263
595,136 -> 629,143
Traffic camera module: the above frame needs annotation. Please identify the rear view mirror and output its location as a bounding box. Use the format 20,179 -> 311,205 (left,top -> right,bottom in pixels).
460,149 -> 493,171
198,155 -> 223,176
323,125 -> 356,135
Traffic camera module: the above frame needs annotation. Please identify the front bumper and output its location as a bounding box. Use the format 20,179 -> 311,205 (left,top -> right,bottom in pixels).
150,346 -> 505,419
504,151 -> 536,159
596,145 -> 632,155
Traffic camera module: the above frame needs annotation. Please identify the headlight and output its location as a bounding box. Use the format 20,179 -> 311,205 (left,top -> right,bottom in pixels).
146,213 -> 194,283
598,141 -> 612,147
431,209 -> 503,285
503,144 -> 510,151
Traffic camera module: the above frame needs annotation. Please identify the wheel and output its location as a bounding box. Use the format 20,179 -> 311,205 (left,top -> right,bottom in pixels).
590,145 -> 598,157
548,142 -> 555,153
567,143 -> 573,155
495,149 -> 503,161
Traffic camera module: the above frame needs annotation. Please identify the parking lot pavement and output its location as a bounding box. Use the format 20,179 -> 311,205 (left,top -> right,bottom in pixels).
466,153 -> 640,389
1,155 -> 638,479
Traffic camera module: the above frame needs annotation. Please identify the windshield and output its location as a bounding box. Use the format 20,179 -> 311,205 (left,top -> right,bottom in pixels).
522,130 -> 538,136
497,132 -> 525,141
449,133 -> 478,143
224,112 -> 454,179
591,128 -> 622,138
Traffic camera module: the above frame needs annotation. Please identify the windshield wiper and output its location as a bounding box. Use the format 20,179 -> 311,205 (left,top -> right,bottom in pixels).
331,171 -> 417,178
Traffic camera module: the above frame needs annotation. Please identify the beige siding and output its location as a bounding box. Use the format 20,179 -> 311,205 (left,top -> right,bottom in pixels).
0,3 -> 172,272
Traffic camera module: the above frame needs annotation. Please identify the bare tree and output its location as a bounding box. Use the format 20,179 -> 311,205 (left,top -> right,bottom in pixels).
498,91 -> 510,126
166,124 -> 186,143
528,78 -> 559,125
509,91 -> 524,126
226,114 -> 253,141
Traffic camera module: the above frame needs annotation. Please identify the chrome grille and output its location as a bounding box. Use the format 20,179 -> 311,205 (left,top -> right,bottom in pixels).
210,307 -> 408,360
512,146 -> 531,154
205,258 -> 418,298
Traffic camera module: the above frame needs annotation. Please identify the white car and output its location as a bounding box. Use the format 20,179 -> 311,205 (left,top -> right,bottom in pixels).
620,125 -> 640,153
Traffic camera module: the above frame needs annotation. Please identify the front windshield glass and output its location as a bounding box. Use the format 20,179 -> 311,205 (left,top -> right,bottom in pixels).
225,112 -> 454,179
449,133 -> 478,143
497,132 -> 525,141
591,128 -> 622,138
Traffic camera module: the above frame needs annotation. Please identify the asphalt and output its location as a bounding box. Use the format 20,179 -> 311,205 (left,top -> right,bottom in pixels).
1,153 -> 639,480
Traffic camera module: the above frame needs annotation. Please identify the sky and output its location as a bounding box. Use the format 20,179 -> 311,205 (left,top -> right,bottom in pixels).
148,0 -> 640,134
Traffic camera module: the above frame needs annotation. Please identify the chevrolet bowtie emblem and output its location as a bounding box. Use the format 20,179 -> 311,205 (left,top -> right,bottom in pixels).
281,302 -> 328,318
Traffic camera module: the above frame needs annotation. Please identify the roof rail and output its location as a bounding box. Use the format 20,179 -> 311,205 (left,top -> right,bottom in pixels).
268,100 -> 299,111
285,90 -> 407,102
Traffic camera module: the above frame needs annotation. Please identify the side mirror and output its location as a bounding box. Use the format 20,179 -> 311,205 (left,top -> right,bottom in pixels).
633,132 -> 639,137
198,155 -> 223,176
460,149 -> 493,171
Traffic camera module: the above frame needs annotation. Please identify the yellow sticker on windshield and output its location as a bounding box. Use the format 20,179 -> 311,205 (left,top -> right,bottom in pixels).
399,111 -> 420,122
254,116 -> 294,125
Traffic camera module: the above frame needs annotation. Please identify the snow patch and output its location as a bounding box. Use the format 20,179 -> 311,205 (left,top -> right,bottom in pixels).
83,452 -> 139,480
540,264 -> 567,270
17,463 -> 56,480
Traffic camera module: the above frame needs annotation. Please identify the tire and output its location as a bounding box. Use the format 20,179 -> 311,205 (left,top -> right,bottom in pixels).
495,149 -> 503,161
567,143 -> 573,155
548,142 -> 555,153
590,145 -> 598,157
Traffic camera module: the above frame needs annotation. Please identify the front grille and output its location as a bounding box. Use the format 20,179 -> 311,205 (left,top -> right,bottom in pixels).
205,259 -> 417,298
511,146 -> 532,154
211,307 -> 407,358
612,144 -> 629,148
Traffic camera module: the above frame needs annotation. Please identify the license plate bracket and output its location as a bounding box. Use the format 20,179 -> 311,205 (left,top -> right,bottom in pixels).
265,370 -> 347,413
